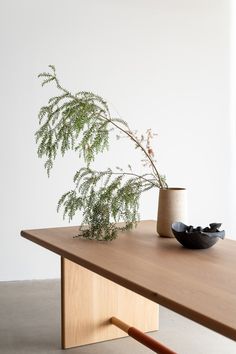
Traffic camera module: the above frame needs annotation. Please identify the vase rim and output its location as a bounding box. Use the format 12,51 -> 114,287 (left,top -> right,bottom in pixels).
161,187 -> 186,191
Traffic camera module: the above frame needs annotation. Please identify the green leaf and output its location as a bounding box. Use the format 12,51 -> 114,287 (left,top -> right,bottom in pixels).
36,65 -> 166,241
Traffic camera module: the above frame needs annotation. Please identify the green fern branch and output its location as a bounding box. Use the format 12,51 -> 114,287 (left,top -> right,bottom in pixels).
36,65 -> 168,240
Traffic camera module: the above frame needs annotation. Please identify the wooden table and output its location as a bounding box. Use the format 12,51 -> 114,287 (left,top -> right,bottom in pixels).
21,220 -> 236,349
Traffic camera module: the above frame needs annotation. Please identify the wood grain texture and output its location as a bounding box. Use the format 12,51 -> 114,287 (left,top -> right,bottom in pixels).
61,258 -> 158,348
21,220 -> 236,341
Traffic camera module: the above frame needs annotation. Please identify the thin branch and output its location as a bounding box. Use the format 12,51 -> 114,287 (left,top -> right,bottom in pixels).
40,67 -> 166,189
105,171 -> 158,187
101,116 -> 165,188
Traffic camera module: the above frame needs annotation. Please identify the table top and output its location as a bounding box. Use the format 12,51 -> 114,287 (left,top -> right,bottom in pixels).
21,220 -> 236,341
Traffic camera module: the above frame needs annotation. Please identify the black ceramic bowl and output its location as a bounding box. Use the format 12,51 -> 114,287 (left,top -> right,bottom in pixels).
171,222 -> 225,249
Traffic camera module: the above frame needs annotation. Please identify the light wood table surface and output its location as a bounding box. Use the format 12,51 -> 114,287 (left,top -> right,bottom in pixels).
21,220 -> 236,345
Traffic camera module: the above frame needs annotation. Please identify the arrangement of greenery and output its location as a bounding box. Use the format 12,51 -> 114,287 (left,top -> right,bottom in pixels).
36,65 -> 168,240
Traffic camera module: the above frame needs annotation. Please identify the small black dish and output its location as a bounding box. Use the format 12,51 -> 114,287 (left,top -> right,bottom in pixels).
171,222 -> 225,249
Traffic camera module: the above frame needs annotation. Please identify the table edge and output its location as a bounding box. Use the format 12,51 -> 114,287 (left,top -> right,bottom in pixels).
21,229 -> 236,341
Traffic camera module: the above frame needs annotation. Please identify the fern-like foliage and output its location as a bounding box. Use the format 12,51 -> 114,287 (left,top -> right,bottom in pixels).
36,65 -> 111,175
57,168 -> 157,240
36,65 -> 168,240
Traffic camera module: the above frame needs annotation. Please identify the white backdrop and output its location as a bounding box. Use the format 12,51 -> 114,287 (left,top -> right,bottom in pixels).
0,0 -> 233,280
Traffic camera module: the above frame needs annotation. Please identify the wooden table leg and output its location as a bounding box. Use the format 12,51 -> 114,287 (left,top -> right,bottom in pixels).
61,257 -> 159,349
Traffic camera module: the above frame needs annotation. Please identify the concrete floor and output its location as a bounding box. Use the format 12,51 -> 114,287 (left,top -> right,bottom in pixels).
0,280 -> 235,354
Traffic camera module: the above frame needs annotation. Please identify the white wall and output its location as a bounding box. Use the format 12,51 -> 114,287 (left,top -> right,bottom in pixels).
229,0 -> 236,237
0,0 -> 232,281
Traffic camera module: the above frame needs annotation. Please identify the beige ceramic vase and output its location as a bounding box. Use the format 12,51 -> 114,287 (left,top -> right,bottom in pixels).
156,188 -> 187,238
